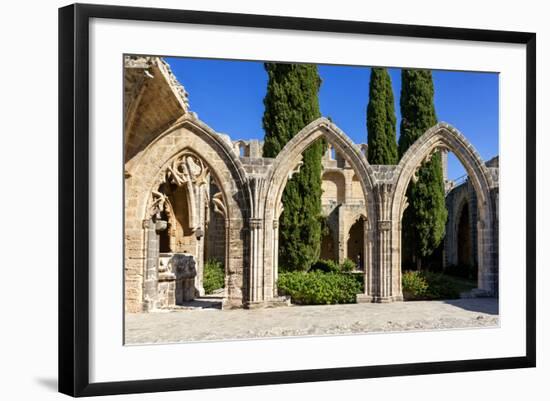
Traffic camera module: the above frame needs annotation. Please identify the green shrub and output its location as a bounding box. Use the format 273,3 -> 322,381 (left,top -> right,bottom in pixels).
422,271 -> 461,299
310,259 -> 340,273
203,259 -> 225,294
402,270 -> 429,300
340,258 -> 357,272
277,271 -> 362,305
402,270 -> 463,300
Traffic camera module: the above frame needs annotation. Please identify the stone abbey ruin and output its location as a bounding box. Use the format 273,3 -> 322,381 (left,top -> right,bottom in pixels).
124,56 -> 499,313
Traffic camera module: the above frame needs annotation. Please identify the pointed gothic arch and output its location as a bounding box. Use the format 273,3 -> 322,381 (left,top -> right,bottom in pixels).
392,122 -> 498,294
124,114 -> 251,311
257,118 -> 377,302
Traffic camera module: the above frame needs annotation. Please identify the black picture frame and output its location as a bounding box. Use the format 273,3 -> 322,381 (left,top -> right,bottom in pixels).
58,3 -> 536,397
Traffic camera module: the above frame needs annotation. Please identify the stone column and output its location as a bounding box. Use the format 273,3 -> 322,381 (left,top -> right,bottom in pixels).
248,218 -> 264,303
273,219 -> 279,296
223,218 -> 241,308
142,218 -> 167,311
193,185 -> 206,296
338,207 -> 346,263
357,181 -> 403,303
357,219 -> 374,302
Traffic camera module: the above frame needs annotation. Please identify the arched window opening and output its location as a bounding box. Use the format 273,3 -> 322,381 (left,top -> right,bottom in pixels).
347,217 -> 365,270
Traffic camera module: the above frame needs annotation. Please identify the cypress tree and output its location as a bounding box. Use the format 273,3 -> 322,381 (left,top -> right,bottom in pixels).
262,63 -> 324,271
366,68 -> 398,164
398,69 -> 447,269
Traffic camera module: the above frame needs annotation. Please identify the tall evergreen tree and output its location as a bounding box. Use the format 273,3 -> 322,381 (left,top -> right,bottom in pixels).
398,69 -> 447,268
366,68 -> 398,164
262,63 -> 324,271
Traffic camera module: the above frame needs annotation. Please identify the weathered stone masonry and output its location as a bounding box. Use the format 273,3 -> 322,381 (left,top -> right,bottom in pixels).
124,56 -> 499,312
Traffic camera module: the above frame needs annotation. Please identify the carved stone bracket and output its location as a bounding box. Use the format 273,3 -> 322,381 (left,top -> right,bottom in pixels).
412,145 -> 447,184
149,190 -> 168,219
288,160 -> 303,180
212,192 -> 227,219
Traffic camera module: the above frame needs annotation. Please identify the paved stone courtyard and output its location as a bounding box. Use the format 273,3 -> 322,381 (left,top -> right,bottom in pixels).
125,298 -> 498,344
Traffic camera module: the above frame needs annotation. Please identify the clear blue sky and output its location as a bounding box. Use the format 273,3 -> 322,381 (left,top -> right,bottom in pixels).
165,57 -> 499,181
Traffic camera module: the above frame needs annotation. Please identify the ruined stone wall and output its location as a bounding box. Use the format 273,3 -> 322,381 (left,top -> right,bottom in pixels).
444,156 -> 499,269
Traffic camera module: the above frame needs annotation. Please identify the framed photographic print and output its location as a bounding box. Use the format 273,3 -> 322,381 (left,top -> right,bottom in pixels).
58,2 -> 536,397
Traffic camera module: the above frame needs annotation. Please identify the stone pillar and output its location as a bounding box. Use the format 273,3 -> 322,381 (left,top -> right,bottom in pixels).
248,218 -> 264,303
338,207 -> 346,263
142,218 -> 167,311
357,219 -> 375,302
357,182 -> 403,303
375,220 -> 393,302
273,219 -> 279,296
223,218 -> 244,309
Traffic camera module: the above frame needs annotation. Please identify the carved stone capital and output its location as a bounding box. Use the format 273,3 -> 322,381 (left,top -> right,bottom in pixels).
377,220 -> 392,231
249,218 -> 263,230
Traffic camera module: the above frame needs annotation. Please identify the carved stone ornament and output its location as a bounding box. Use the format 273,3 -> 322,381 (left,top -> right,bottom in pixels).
162,152 -> 208,187
411,145 -> 448,184
249,218 -> 263,230
149,190 -> 168,219
377,220 -> 392,231
148,152 -> 210,219
288,160 -> 303,180
212,192 -> 227,219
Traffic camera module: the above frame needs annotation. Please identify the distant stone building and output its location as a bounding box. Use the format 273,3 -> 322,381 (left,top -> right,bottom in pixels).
444,156 -> 499,271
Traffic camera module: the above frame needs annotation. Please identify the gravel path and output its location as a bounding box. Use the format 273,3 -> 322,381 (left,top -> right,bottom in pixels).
125,298 -> 498,344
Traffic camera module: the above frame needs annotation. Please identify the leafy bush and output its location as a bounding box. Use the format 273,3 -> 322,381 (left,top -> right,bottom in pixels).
203,259 -> 225,294
402,271 -> 429,300
277,271 -> 362,305
402,270 -> 463,300
340,258 -> 357,272
421,271 -> 462,299
310,259 -> 340,273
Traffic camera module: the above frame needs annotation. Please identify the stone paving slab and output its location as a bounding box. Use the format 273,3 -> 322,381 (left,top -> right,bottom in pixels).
125,298 -> 499,345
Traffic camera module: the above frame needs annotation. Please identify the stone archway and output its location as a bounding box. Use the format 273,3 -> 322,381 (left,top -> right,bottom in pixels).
347,215 -> 367,270
320,224 -> 338,262
392,122 -> 498,295
457,200 -> 473,268
260,118 -> 378,304
124,115 -> 250,312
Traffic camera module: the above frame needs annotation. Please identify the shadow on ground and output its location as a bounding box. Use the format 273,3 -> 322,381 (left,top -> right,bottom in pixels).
443,298 -> 499,315
176,297 -> 222,309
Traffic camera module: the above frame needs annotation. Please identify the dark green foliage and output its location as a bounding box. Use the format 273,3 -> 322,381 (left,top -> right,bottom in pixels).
262,63 -> 323,271
402,270 -> 474,300
310,259 -> 340,273
339,258 -> 356,272
277,271 -> 363,305
398,69 -> 447,266
203,259 -> 224,294
310,258 -> 359,273
366,68 -> 398,164
445,264 -> 478,281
